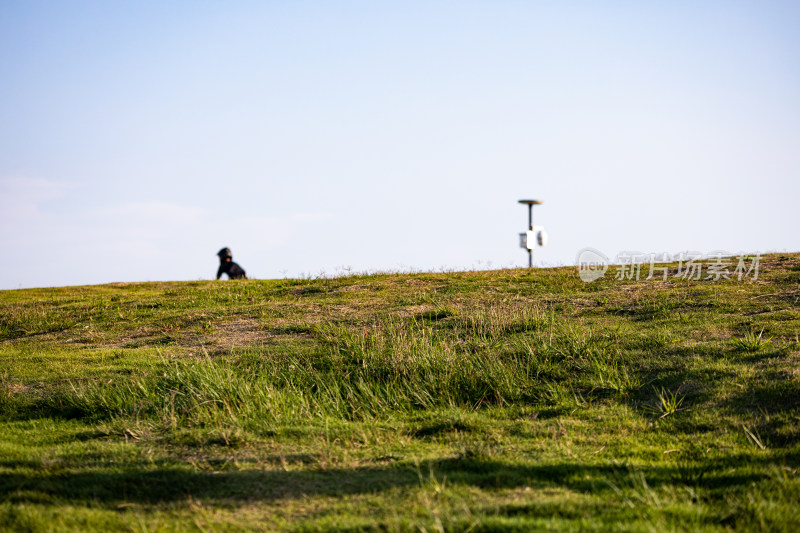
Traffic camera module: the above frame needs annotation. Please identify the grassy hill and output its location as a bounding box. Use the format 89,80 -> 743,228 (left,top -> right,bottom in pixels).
1,254 -> 799,532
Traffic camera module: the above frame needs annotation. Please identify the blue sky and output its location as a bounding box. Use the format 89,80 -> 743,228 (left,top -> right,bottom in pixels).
1,1 -> 798,289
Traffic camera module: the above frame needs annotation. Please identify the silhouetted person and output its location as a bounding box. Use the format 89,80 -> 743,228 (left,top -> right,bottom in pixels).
216,247 -> 247,280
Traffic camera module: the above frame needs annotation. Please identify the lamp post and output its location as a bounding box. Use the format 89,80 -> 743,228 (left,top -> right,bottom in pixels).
518,199 -> 543,268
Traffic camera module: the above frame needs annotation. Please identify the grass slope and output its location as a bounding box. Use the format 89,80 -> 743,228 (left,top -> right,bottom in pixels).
1,254 -> 799,532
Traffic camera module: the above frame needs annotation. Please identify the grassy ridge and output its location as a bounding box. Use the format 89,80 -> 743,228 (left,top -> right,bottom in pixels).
1,255 -> 799,531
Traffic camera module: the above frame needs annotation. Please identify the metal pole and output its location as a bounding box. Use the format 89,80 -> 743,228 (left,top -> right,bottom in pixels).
528,204 -> 533,268
518,199 -> 542,269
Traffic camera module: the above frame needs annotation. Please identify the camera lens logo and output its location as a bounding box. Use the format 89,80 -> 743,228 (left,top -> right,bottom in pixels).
577,248 -> 609,283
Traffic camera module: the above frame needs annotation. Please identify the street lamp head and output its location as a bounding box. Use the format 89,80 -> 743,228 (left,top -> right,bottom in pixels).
518,199 -> 543,205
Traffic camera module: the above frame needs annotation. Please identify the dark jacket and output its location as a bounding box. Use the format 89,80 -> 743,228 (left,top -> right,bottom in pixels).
217,260 -> 247,280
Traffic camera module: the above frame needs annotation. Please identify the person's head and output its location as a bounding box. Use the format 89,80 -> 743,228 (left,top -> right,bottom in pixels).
217,247 -> 232,262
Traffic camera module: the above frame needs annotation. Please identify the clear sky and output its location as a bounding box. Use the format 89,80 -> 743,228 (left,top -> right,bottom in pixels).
1,1 -> 798,289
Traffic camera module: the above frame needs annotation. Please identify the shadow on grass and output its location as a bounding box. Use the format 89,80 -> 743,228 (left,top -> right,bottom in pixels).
1,454 -> 792,508
717,371 -> 800,416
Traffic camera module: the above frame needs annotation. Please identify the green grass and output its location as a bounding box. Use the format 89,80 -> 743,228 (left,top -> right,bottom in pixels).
732,329 -> 773,353
1,254 -> 799,531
